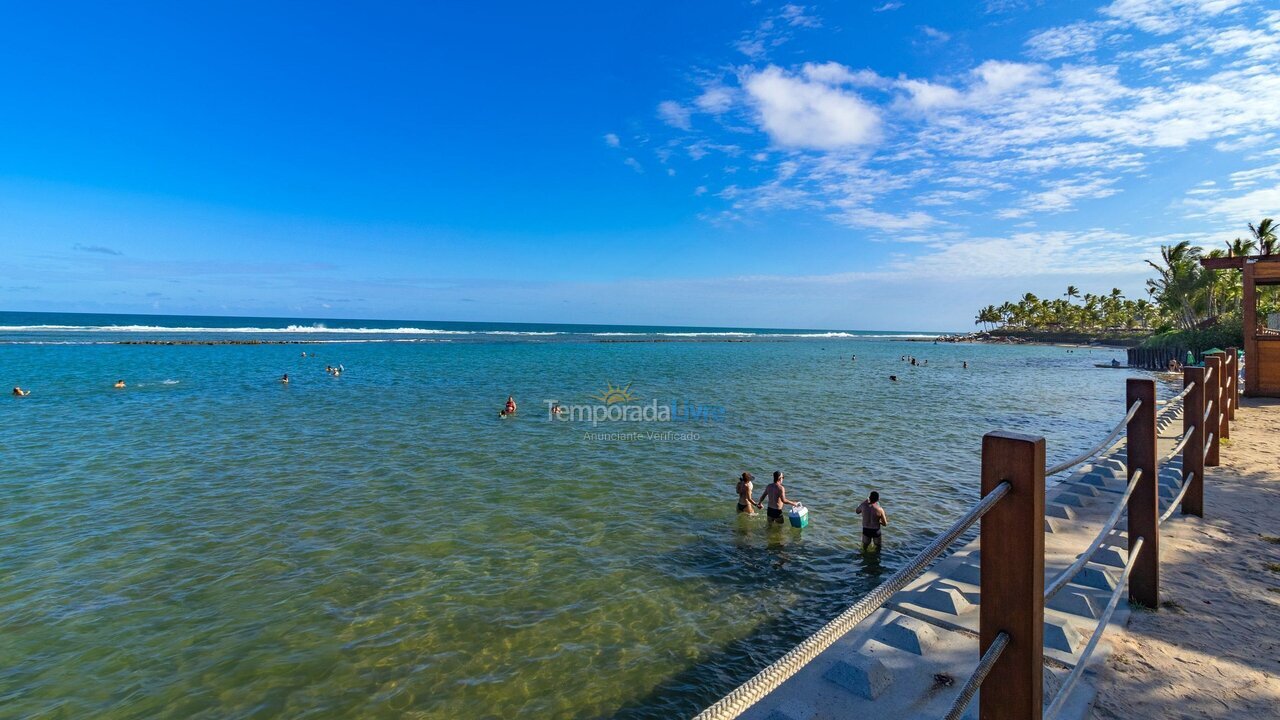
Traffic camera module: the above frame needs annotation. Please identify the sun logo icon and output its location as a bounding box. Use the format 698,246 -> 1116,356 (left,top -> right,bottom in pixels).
591,381 -> 636,405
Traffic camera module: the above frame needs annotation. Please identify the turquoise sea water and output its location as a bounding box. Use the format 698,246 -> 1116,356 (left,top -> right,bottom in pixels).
0,313 -> 1174,719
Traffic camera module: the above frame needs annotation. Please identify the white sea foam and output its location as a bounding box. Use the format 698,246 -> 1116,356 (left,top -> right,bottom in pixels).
0,324 -> 575,336
0,324 -> 938,340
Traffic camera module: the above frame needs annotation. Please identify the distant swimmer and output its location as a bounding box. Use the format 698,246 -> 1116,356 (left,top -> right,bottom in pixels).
963,361 -> 968,369
889,375 -> 898,382
113,380 -> 126,388
758,471 -> 800,525
856,491 -> 889,552
736,472 -> 762,515
12,387 -> 30,397
281,373 -> 290,384
550,402 -> 565,416
301,352 -> 306,357
851,354 -> 857,362
505,396 -> 517,415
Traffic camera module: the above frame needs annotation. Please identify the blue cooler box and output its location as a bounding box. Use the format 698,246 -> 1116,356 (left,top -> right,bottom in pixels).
788,504 -> 809,528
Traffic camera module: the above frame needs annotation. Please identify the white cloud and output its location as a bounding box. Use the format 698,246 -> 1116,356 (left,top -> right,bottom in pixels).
781,4 -> 822,28
743,65 -> 882,149
1101,0 -> 1248,35
920,25 -> 951,42
694,86 -> 735,113
834,208 -> 938,232
997,175 -> 1121,217
624,157 -> 644,173
896,229 -> 1157,277
658,101 -> 692,130
603,133 -> 621,148
874,2 -> 903,11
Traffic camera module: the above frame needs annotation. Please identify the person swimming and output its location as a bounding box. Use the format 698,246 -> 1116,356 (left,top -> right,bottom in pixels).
889,375 -> 898,382
281,373 -> 290,384
12,387 -> 30,397
505,396 -> 517,415
113,380 -> 126,388
550,402 -> 565,416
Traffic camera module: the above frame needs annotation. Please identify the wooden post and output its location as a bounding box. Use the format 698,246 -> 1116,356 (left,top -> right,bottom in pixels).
1126,379 -> 1159,609
1243,261 -> 1259,396
1225,346 -> 1237,421
1204,355 -> 1222,467
1217,351 -> 1231,441
980,431 -> 1045,720
1182,367 -> 1205,518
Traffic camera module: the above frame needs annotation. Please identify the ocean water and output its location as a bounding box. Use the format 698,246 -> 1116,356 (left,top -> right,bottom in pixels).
0,313 -> 1176,719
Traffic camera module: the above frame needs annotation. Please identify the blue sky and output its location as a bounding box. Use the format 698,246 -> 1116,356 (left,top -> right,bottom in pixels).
2,1 -> 1278,330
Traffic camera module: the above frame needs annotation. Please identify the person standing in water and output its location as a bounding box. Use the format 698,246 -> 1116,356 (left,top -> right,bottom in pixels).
505,396 -> 517,414
856,491 -> 889,551
758,471 -> 800,524
736,472 -> 762,515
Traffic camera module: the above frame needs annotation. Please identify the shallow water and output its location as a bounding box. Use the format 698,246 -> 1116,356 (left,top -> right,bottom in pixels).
0,314 -> 1174,718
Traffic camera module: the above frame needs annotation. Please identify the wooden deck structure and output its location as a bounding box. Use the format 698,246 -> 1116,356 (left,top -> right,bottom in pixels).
1201,254 -> 1280,397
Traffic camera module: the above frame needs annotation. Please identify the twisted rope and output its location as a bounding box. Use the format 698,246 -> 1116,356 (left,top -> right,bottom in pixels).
1044,468 -> 1141,602
1044,536 -> 1145,720
1045,400 -> 1142,477
1156,381 -> 1195,407
1204,433 -> 1215,460
1161,431 -> 1192,464
690,482 -> 1012,720
1160,472 -> 1194,524
942,631 -> 1009,720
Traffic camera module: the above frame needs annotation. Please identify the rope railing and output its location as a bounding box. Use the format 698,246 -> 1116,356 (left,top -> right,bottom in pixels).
1160,473 -> 1194,524
690,482 -> 1012,720
941,631 -> 1009,720
1044,469 -> 1142,601
1156,381 -> 1195,406
1204,365 -> 1215,383
1043,536 -> 1146,720
1161,431 -> 1192,464
1203,400 -> 1215,424
1204,433 -> 1215,460
1045,399 -> 1142,477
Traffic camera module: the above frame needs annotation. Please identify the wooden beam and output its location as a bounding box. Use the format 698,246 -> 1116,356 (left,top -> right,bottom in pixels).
1201,254 -> 1280,271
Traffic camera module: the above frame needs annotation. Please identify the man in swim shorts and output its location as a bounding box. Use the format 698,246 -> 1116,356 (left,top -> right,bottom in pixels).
856,491 -> 889,551
736,472 -> 761,515
758,471 -> 799,524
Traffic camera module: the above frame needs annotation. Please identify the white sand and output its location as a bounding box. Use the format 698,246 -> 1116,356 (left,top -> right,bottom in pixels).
1091,397 -> 1280,718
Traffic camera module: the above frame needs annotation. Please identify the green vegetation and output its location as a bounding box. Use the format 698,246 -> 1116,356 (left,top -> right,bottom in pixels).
975,218 -> 1280,350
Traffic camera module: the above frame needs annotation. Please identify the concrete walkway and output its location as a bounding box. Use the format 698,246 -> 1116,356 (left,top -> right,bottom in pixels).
1090,397 -> 1280,718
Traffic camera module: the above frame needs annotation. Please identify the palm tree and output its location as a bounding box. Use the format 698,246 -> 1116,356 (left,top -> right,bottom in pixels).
1226,236 -> 1257,257
1064,285 -> 1080,302
1147,241 -> 1210,331
1249,218 -> 1277,256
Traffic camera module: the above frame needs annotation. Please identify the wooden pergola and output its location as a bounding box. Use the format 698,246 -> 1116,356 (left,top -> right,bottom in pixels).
1201,254 -> 1280,397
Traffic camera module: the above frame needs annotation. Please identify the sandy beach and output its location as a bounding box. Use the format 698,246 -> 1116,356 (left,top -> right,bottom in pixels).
1091,397 -> 1280,718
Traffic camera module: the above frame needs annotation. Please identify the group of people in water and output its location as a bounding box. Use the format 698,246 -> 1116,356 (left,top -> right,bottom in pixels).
734,472 -> 889,551
281,356 -> 345,384
886,355 -> 967,382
